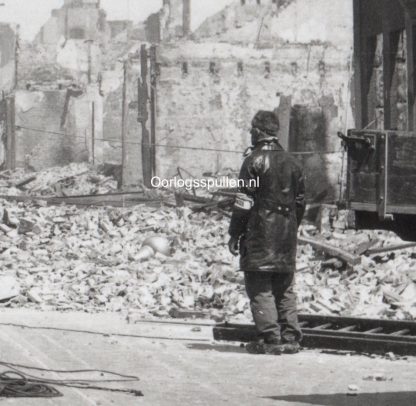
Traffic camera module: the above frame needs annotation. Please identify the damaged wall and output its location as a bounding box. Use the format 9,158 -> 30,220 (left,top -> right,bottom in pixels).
0,24 -> 17,170
0,23 -> 16,93
36,0 -> 106,45
153,0 -> 354,201
146,0 -> 192,43
22,0 -> 110,87
196,0 -> 350,47
15,87 -> 104,171
15,90 -> 70,170
101,63 -> 143,187
14,0 -> 193,178
13,0 -> 122,172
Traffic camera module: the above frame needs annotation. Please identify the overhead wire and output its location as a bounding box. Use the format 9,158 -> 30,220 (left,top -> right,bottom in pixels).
15,125 -> 344,156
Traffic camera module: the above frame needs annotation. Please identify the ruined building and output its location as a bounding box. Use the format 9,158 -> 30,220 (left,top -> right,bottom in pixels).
35,0 -> 106,45
0,23 -> 17,169
151,0 -> 354,200
146,0 -> 192,42
0,23 -> 16,92
3,0 -> 358,200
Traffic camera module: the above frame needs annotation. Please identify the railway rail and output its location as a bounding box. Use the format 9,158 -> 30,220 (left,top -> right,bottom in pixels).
213,314 -> 416,356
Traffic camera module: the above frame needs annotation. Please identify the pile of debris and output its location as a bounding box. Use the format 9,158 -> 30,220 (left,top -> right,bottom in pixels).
0,199 -> 243,320
0,198 -> 415,322
0,163 -> 119,197
297,231 -> 416,320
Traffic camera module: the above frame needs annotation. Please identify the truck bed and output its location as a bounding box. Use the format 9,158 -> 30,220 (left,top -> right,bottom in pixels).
346,130 -> 416,217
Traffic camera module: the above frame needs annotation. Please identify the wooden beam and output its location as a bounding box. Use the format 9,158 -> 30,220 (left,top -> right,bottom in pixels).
14,30 -> 19,89
377,133 -> 388,219
0,192 -> 163,208
275,95 -> 291,151
91,101 -> 95,165
353,0 -> 364,128
149,45 -> 158,177
366,241 -> 416,255
383,27 -> 393,129
5,96 -> 16,170
139,45 -> 152,188
405,16 -> 416,130
298,236 -> 361,266
14,175 -> 37,189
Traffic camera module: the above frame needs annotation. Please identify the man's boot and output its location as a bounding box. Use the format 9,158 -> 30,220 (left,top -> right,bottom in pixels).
245,339 -> 266,354
263,335 -> 282,355
278,342 -> 301,354
246,333 -> 282,354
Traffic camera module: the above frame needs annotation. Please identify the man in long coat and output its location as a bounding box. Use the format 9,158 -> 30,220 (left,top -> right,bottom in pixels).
228,110 -> 306,354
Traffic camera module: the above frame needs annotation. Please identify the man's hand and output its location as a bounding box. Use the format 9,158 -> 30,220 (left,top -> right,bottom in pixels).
228,236 -> 239,256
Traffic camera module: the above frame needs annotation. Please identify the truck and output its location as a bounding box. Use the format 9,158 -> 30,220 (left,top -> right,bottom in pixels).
343,0 -> 416,241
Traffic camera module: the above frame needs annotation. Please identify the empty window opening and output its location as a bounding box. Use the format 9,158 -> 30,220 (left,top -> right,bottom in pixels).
265,61 -> 271,76
69,27 -> 86,39
237,61 -> 244,75
182,61 -> 189,75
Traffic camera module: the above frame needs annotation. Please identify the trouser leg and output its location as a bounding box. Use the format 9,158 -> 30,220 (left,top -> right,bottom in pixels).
244,271 -> 280,341
272,273 -> 303,343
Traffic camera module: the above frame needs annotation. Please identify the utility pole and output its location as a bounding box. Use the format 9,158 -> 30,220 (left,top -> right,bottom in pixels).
120,59 -> 129,189
91,101 -> 95,165
138,45 -> 152,187
14,26 -> 19,89
84,39 -> 93,84
6,95 -> 16,170
149,45 -> 158,177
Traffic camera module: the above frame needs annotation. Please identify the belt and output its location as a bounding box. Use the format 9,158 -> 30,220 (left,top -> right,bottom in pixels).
255,198 -> 295,214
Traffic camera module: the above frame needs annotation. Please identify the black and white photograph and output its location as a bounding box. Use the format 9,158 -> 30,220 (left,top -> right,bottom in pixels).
0,0 -> 416,404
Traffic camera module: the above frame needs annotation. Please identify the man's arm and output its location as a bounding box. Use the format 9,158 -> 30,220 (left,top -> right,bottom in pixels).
228,155 -> 259,255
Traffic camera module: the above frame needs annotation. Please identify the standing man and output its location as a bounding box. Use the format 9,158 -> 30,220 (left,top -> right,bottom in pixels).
228,110 -> 305,355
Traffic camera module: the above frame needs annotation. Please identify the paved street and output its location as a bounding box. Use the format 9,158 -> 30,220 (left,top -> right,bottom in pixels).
0,310 -> 415,405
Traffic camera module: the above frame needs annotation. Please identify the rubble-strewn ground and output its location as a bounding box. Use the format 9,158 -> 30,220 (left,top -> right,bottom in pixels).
0,177 -> 415,322
0,163 -> 119,197
296,227 -> 416,320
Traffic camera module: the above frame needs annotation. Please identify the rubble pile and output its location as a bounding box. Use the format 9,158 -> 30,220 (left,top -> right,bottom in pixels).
296,210 -> 416,320
0,200 -> 245,320
0,163 -> 119,197
0,198 -> 415,322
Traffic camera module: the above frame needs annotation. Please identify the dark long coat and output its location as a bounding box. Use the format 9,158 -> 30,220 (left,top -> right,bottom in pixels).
229,142 -> 305,273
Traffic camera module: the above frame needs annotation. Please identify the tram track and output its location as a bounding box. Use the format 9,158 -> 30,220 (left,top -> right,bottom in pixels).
213,314 -> 416,355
